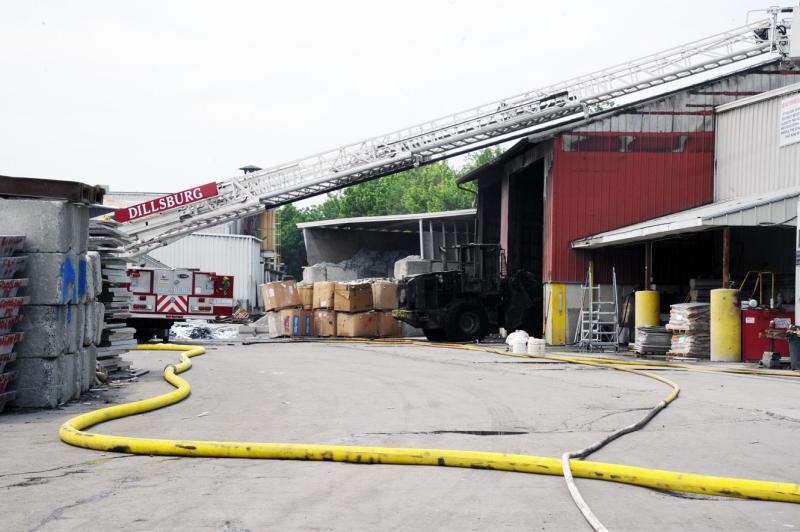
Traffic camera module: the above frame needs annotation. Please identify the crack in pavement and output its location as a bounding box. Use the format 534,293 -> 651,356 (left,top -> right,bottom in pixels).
27,475 -> 143,532
0,454 -> 138,480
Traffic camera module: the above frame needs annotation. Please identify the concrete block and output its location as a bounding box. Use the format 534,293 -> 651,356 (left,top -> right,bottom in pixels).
255,325 -> 269,335
78,345 -> 96,392
302,264 -> 328,284
75,303 -> 86,350
16,305 -> 80,357
87,251 -> 103,297
0,199 -> 88,254
62,353 -> 80,401
394,256 -> 432,279
24,253 -> 92,305
13,355 -> 78,407
93,302 -> 104,346
238,325 -> 255,336
83,303 -> 94,347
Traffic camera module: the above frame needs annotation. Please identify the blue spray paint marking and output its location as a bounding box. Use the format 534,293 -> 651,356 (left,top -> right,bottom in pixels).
78,257 -> 87,299
59,257 -> 77,322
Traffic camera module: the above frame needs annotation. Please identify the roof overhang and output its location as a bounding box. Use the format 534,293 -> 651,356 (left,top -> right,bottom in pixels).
297,208 -> 476,233
572,187 -> 800,249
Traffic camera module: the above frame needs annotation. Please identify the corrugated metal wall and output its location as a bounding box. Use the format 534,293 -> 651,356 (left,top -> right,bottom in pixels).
544,132 -> 714,283
542,64 -> 800,283
149,233 -> 264,309
715,85 -> 800,201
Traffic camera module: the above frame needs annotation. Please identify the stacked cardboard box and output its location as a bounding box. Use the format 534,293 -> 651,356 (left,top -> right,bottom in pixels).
260,281 -> 314,338
259,279 -> 403,339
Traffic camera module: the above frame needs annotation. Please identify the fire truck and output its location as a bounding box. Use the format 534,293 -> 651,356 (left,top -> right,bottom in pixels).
127,267 -> 234,342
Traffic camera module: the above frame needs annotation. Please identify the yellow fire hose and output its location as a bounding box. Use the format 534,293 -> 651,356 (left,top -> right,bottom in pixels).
59,343 -> 800,506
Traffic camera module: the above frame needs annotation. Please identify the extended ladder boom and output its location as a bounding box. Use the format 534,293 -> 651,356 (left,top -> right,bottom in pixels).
119,12 -> 792,257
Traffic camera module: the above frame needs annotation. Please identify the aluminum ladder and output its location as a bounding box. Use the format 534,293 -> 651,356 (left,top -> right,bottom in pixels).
576,266 -> 620,352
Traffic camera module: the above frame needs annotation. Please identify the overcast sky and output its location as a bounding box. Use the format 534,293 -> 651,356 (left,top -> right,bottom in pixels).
0,0 -> 778,193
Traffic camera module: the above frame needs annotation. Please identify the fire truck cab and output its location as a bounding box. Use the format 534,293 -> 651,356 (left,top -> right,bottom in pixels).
127,267 -> 234,342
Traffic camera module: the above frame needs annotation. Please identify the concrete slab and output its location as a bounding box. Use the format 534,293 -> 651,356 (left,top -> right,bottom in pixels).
394,256 -> 432,279
87,251 -> 103,297
15,304 -> 80,357
0,343 -> 798,530
12,355 -> 77,407
23,252 -> 91,305
0,198 -> 88,254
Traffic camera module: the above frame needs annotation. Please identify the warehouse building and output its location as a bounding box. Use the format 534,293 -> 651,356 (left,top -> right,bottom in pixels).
459,64 -> 800,347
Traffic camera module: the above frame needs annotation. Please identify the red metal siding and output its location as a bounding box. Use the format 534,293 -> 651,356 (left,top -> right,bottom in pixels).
544,131 -> 714,283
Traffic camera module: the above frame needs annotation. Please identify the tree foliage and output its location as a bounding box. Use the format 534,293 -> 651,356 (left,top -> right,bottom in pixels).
278,147 -> 502,279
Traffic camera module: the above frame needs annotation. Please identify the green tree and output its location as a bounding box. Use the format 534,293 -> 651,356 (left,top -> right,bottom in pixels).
278,148 -> 501,279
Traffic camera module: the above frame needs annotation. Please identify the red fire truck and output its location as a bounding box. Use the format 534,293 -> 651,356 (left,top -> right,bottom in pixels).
127,267 -> 234,342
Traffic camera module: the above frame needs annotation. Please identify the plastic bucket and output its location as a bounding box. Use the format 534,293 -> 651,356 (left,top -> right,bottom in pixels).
511,337 -> 528,354
527,338 -> 546,356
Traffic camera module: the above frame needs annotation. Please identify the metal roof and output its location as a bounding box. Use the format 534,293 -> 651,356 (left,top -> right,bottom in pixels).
456,59 -> 787,186
297,209 -> 476,233
716,81 -> 800,113
571,186 -> 800,249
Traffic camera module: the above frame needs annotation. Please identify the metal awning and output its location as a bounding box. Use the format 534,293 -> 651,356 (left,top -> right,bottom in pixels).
297,209 -> 476,233
572,187 -> 800,249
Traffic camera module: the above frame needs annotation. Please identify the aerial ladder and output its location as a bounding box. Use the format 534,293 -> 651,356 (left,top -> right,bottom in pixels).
109,9 -> 795,257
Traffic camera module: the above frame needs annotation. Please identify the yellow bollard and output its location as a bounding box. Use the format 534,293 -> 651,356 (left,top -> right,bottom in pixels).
710,288 -> 741,362
635,291 -> 660,331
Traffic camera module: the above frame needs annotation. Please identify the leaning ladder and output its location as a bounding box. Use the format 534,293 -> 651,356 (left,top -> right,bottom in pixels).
577,266 -> 620,352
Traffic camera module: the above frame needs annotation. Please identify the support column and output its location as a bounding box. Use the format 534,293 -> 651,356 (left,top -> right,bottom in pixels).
418,218 -> 424,259
500,175 -> 510,253
722,227 -> 730,288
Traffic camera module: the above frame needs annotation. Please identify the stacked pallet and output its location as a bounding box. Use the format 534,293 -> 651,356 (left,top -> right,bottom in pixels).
89,220 -> 134,373
633,326 -> 671,356
0,236 -> 26,412
666,303 -> 710,358
259,279 -> 401,339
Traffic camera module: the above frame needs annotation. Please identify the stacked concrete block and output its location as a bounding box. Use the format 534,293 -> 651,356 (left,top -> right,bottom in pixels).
0,235 -> 26,412
393,256 -> 434,279
0,199 -> 101,408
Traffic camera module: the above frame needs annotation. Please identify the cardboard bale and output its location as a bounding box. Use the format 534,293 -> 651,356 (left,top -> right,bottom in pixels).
337,311 -> 378,338
313,310 -> 337,337
280,309 -> 315,337
265,311 -> 286,338
313,281 -> 335,309
377,311 -> 402,338
372,281 -> 399,310
260,281 -> 302,311
334,283 -> 373,313
298,284 -> 314,310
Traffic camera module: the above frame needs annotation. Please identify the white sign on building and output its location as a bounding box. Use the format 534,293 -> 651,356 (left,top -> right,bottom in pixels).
779,93 -> 800,147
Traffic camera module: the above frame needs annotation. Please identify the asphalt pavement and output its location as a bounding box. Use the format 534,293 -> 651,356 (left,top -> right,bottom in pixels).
2,341 -> 799,531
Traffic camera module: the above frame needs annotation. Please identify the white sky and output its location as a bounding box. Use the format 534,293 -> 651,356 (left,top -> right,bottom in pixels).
0,0 -> 779,194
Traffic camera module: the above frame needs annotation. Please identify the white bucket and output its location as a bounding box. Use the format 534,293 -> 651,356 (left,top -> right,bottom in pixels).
511,337 -> 528,354
527,337 -> 546,356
